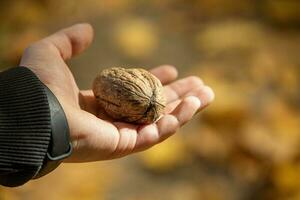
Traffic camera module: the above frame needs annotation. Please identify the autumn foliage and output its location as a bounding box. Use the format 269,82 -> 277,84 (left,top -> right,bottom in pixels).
0,0 -> 300,199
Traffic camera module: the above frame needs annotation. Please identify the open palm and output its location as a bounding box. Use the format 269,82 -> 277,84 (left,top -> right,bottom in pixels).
20,24 -> 214,162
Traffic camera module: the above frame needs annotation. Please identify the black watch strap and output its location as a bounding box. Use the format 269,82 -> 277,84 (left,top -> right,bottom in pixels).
34,84 -> 72,178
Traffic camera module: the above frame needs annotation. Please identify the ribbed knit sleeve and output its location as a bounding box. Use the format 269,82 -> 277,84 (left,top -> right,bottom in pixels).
0,67 -> 52,187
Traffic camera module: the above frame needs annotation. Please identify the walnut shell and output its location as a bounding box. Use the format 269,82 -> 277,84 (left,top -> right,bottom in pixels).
92,67 -> 166,124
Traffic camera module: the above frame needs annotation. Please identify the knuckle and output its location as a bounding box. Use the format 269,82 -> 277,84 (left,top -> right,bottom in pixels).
170,115 -> 180,130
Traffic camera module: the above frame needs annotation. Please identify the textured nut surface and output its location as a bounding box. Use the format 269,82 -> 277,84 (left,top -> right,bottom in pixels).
93,67 -> 166,124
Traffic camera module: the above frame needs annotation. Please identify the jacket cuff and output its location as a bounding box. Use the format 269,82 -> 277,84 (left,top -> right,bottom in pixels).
0,66 -> 71,187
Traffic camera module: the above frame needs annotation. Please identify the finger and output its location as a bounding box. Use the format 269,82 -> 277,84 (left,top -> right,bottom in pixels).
194,85 -> 215,112
112,122 -> 138,157
156,96 -> 200,142
134,96 -> 200,152
169,96 -> 201,126
40,23 -> 94,60
164,76 -> 204,103
164,86 -> 215,114
149,65 -> 178,85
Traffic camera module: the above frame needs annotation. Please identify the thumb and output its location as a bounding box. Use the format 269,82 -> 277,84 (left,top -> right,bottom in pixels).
43,23 -> 94,60
20,23 -> 94,66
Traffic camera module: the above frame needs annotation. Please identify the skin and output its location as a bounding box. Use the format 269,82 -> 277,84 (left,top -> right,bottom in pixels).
20,23 -> 215,162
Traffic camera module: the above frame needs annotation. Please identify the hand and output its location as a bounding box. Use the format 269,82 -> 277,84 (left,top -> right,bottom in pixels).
20,23 -> 214,162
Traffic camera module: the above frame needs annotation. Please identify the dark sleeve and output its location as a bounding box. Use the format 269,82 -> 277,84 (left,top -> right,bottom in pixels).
0,67 -> 72,187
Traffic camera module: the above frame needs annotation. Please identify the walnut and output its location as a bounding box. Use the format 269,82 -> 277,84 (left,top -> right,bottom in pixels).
92,67 -> 166,124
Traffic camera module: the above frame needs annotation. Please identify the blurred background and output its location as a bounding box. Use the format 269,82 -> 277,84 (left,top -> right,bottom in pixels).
0,0 -> 300,199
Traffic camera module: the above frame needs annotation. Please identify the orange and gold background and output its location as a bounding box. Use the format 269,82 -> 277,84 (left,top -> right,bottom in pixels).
1,0 -> 300,199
